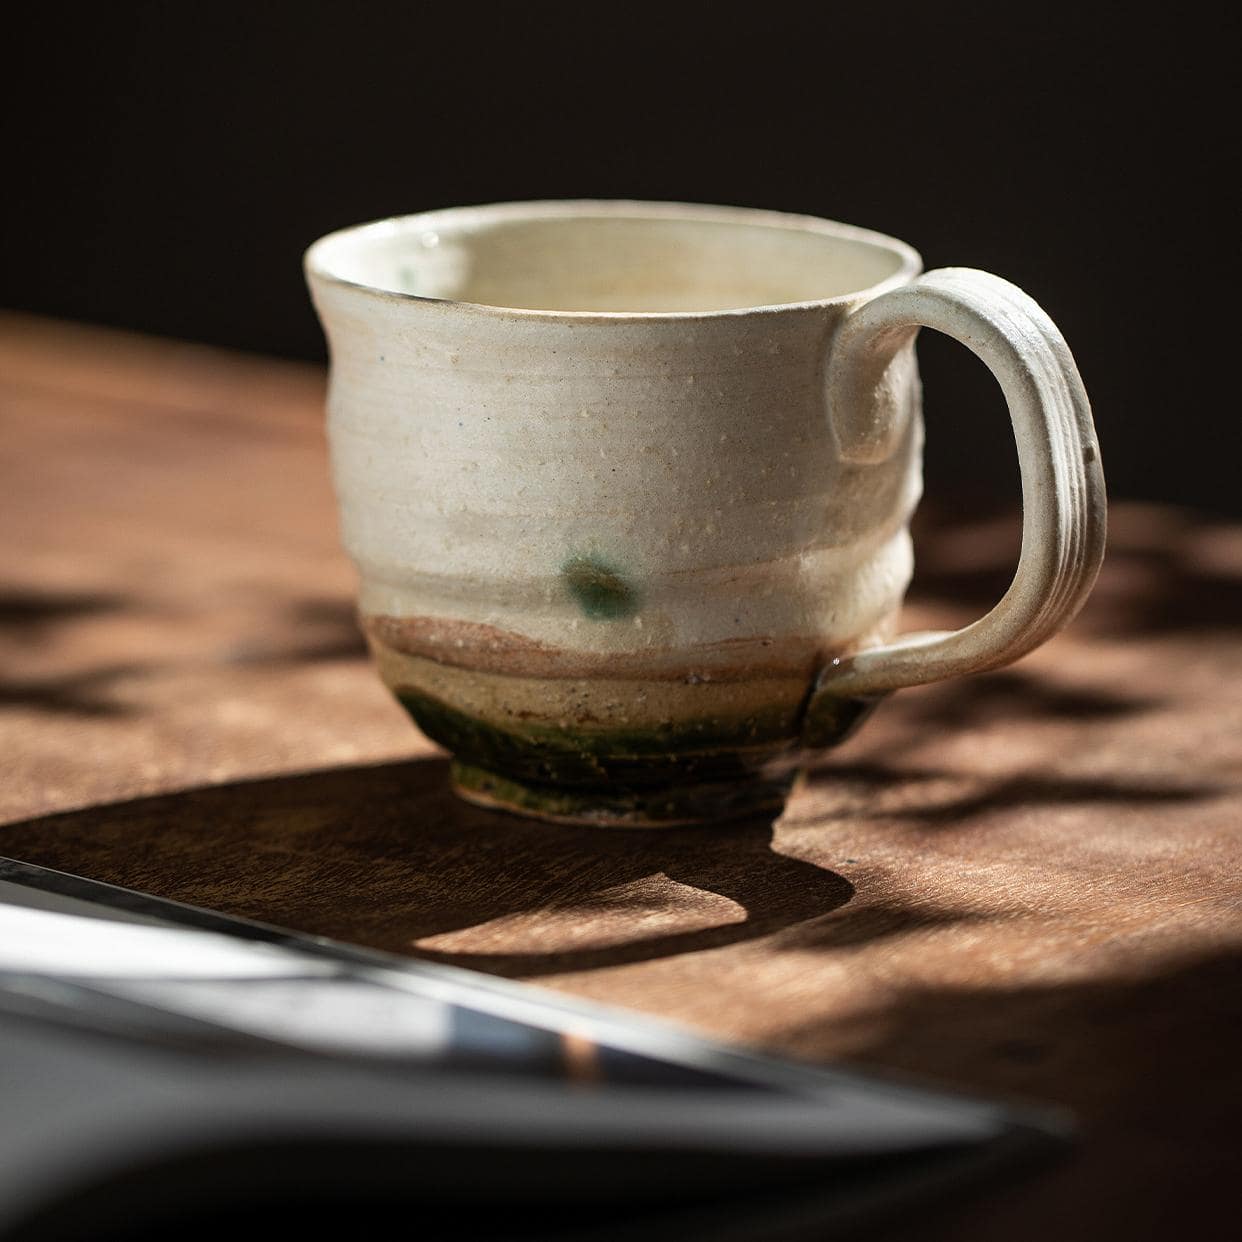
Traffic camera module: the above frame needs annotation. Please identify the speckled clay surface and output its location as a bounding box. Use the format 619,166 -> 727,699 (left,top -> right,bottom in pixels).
306,202 -> 1105,825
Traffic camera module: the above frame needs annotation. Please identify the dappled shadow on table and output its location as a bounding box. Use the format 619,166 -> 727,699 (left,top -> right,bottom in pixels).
0,585 -> 367,718
909,501 -> 1242,636
0,588 -> 127,633
0,588 -> 140,716
795,753 -> 1218,828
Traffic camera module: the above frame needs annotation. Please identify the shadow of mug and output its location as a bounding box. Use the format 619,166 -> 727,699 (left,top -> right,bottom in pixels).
0,757 -> 853,978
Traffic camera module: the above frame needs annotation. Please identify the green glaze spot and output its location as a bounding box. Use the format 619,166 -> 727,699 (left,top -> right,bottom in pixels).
561,555 -> 639,620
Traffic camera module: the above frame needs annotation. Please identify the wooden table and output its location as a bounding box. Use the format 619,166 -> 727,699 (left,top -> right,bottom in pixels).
3,312 -> 1239,1238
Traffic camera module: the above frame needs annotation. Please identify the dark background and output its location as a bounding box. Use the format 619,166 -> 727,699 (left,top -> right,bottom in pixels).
4,5 -> 1235,512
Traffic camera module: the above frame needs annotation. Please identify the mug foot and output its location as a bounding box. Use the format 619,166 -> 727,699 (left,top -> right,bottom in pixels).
449,761 -> 793,829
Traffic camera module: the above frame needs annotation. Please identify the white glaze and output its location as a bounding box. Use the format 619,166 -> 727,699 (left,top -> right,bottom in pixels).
308,202 -> 925,665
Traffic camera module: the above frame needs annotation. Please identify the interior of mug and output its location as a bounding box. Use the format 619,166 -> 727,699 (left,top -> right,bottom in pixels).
307,203 -> 916,314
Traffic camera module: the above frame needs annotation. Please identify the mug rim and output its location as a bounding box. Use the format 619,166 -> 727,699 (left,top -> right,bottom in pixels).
303,199 -> 923,321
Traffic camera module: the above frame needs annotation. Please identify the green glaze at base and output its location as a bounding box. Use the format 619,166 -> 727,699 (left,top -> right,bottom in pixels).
394,682 -> 870,829
394,687 -> 799,788
450,760 -> 793,828
799,690 -> 883,748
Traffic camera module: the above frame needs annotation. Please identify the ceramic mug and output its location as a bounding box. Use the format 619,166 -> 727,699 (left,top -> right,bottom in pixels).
306,201 -> 1106,827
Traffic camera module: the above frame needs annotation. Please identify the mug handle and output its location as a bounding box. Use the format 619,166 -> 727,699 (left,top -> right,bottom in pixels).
802,268 -> 1107,746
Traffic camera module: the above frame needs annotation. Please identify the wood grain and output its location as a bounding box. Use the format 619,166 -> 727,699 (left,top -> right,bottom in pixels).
2,311 -> 1240,1238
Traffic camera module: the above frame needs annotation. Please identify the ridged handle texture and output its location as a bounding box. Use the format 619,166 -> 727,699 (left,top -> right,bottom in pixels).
803,268 -> 1106,743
